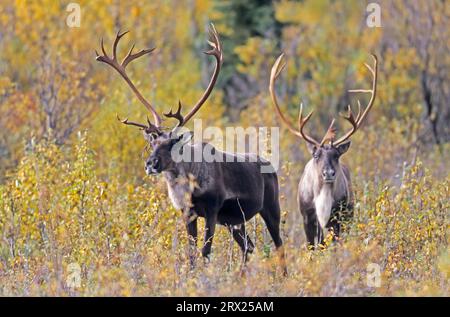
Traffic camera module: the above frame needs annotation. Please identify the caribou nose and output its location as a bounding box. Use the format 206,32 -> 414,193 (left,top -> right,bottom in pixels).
145,157 -> 156,169
149,157 -> 161,170
322,168 -> 335,180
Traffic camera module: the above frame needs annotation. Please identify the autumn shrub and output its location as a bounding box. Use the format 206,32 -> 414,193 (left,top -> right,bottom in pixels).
0,131 -> 447,296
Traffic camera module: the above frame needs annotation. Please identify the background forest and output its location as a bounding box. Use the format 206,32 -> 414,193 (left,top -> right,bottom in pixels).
0,0 -> 448,296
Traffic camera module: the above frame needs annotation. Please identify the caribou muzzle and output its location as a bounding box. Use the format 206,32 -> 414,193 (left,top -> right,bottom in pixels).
146,157 -> 162,175
322,167 -> 336,183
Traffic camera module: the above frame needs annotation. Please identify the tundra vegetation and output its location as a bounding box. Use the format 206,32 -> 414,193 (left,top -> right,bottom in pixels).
0,1 -> 448,296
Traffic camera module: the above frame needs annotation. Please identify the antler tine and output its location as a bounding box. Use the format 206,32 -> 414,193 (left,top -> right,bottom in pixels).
95,38 -> 109,62
164,100 -> 184,128
270,54 -> 287,85
117,114 -> 149,129
297,103 -> 314,125
320,118 -> 337,146
112,30 -> 129,61
180,23 -> 223,126
334,54 -> 378,146
355,99 -> 362,122
340,105 -> 358,125
116,114 -> 160,134
204,23 -> 223,62
336,104 -> 358,141
101,38 -> 108,58
269,53 -> 321,146
96,31 -> 162,127
297,103 -> 320,146
122,46 -> 156,69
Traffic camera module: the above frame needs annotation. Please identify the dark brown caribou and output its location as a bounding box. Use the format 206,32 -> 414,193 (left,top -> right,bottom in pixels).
269,53 -> 378,248
96,25 -> 287,274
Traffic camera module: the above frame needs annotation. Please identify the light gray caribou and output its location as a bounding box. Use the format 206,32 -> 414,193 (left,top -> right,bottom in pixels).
96,25 -> 287,274
269,53 -> 378,248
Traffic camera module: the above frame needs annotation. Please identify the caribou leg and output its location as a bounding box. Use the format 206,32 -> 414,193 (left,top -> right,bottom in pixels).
202,213 -> 218,262
228,224 -> 255,262
184,213 -> 198,269
260,208 -> 287,276
303,212 -> 318,250
327,216 -> 341,242
317,223 -> 325,247
328,201 -> 353,242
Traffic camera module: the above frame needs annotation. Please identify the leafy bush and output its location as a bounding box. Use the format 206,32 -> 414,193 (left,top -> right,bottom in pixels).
0,133 -> 447,296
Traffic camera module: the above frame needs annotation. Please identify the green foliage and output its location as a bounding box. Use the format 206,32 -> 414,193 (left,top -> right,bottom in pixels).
213,0 -> 280,84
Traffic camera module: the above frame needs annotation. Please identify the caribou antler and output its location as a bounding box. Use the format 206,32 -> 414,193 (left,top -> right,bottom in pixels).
164,23 -> 223,127
270,53 -> 378,148
270,54 -> 322,147
98,24 -> 222,134
333,54 -> 378,146
296,103 -> 321,147
164,101 -> 184,128
320,119 -> 337,146
96,30 -> 161,130
116,114 -> 151,130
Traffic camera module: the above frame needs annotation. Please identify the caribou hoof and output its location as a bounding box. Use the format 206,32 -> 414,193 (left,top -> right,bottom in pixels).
202,255 -> 211,265
239,265 -> 249,278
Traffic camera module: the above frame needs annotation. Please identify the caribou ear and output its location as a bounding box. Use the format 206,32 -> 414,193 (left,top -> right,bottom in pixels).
169,131 -> 192,156
306,143 -> 318,156
336,140 -> 351,156
143,130 -> 158,144
170,131 -> 192,146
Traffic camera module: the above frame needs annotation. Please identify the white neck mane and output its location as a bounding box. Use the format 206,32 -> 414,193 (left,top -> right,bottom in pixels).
314,184 -> 333,229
